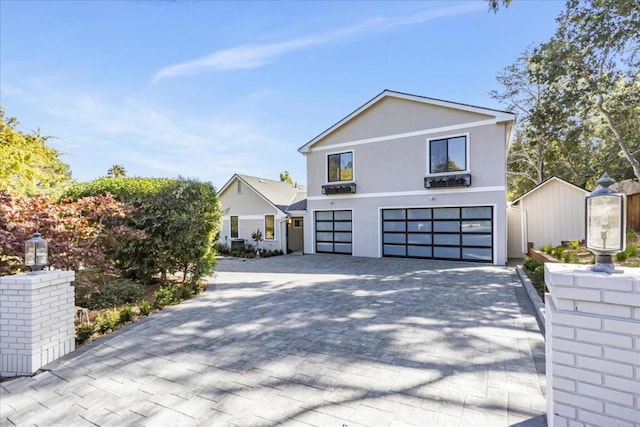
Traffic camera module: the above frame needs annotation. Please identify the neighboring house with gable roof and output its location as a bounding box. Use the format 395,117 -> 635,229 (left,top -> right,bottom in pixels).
218,174 -> 306,253
298,89 -> 515,265
507,176 -> 589,258
611,178 -> 640,231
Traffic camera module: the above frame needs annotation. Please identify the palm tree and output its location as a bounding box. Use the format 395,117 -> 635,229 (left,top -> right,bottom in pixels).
107,164 -> 126,178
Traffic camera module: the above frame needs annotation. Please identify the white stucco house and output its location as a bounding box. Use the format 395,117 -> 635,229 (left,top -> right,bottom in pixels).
297,89 -> 515,265
218,174 -> 306,253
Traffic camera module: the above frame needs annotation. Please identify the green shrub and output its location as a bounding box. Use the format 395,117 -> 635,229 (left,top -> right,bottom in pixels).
570,240 -> 580,250
215,241 -> 229,255
532,265 -> 545,288
138,300 -> 152,316
523,256 -> 540,271
178,285 -> 192,300
616,245 -> 638,262
119,306 -> 134,323
563,252 -> 579,264
552,246 -> 564,259
86,279 -> 143,309
75,323 -> 95,345
95,309 -> 120,334
626,245 -> 637,257
67,177 -> 222,286
541,244 -> 553,254
153,285 -> 186,308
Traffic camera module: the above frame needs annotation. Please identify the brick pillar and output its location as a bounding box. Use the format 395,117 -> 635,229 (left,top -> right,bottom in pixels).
545,263 -> 640,427
0,271 -> 75,377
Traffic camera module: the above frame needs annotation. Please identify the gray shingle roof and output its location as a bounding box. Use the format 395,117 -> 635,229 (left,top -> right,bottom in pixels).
237,174 -> 307,213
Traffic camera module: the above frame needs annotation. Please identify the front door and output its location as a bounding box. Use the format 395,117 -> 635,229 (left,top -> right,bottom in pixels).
287,217 -> 304,252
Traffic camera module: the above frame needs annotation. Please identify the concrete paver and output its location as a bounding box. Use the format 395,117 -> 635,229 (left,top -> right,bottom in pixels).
0,255 -> 546,426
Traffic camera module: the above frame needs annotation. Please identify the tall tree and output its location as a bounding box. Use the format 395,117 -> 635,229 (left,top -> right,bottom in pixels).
0,109 -> 72,198
279,171 -> 294,184
531,0 -> 640,181
107,164 -> 127,178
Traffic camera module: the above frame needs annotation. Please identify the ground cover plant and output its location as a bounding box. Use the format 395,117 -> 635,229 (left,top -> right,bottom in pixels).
523,229 -> 640,300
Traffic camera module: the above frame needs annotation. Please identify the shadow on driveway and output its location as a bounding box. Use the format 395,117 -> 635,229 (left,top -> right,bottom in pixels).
0,255 -> 547,427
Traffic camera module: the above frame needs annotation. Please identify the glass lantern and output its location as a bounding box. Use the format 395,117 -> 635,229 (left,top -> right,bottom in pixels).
25,232 -> 48,272
585,173 -> 626,273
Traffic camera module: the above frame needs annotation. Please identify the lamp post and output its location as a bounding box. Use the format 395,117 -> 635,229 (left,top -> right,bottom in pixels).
585,173 -> 626,273
24,232 -> 48,272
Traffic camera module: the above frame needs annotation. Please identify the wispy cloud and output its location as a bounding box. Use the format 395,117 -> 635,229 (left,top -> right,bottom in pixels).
151,2 -> 485,83
2,72 -> 289,185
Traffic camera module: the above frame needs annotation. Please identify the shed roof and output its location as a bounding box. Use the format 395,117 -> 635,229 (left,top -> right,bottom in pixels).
511,176 -> 589,204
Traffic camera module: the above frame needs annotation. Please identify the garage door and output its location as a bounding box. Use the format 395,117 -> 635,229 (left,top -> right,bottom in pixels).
382,207 -> 493,262
315,210 -> 352,254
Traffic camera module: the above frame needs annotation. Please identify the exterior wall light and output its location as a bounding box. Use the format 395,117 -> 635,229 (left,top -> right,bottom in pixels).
25,231 -> 48,272
585,173 -> 626,273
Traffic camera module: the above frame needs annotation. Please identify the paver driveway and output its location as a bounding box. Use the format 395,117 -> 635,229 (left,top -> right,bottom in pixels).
1,255 -> 546,427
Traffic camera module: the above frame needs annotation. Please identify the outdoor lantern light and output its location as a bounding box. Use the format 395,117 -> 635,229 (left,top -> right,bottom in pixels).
24,231 -> 48,272
586,173 -> 626,273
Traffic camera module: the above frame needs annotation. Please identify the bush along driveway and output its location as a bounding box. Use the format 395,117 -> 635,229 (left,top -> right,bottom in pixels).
0,255 -> 546,427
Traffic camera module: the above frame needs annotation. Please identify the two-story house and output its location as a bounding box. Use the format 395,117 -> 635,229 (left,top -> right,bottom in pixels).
298,90 -> 515,265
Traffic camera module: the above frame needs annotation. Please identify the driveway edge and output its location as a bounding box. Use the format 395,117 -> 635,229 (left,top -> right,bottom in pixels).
516,265 -> 546,336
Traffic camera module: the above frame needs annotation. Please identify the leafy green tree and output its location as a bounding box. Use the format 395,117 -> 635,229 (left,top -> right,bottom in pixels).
107,164 -> 127,178
0,109 -> 72,198
66,177 -> 223,285
530,0 -> 640,180
492,0 -> 639,196
279,171 -> 294,184
487,0 -> 511,12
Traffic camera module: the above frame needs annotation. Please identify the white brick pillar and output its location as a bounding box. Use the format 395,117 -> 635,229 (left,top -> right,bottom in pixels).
545,263 -> 640,427
0,271 -> 75,377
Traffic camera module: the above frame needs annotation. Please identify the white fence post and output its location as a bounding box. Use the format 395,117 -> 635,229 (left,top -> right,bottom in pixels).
545,263 -> 640,427
0,271 -> 75,377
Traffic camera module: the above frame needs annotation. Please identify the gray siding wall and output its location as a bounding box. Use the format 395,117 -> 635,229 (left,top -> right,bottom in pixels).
306,123 -> 507,197
310,97 -> 493,148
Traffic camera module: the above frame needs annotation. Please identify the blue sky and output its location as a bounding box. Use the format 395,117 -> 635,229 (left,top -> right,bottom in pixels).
1,0 -> 565,188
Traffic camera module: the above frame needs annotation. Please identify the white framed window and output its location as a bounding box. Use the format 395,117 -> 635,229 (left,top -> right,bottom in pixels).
265,215 -> 275,240
427,134 -> 469,175
327,151 -> 354,182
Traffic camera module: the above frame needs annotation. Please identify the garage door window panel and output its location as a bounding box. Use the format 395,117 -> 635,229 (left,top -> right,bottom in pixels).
407,221 -> 431,232
407,233 -> 431,245
463,248 -> 492,261
462,234 -> 492,247
384,233 -> 406,244
408,246 -> 432,257
462,220 -> 492,233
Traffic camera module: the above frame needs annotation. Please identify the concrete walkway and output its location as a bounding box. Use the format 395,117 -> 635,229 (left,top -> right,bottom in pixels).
1,255 -> 546,426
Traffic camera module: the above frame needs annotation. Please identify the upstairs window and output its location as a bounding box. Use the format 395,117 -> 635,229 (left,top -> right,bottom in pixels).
265,215 -> 275,240
230,216 -> 238,238
429,136 -> 467,174
328,152 -> 353,182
